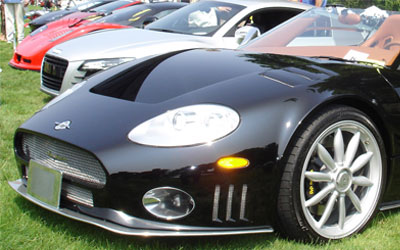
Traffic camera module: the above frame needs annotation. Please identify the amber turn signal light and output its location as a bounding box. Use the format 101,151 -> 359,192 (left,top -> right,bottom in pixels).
217,157 -> 249,169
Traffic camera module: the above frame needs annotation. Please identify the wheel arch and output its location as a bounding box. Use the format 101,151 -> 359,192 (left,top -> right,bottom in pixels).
281,96 -> 392,192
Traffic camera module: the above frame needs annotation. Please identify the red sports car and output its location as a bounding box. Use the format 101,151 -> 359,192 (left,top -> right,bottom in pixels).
9,0 -> 144,71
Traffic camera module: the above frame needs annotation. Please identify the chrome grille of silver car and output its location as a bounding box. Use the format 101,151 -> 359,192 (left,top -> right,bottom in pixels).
62,182 -> 94,207
21,133 -> 106,188
41,55 -> 68,91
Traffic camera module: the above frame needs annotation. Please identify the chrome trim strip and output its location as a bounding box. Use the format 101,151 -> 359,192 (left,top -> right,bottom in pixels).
259,73 -> 295,88
226,185 -> 234,222
40,84 -> 59,97
9,179 -> 273,236
380,201 -> 400,211
240,185 -> 248,221
212,185 -> 221,222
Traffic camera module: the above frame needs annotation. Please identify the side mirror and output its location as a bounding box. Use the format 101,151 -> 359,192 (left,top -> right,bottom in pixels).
142,16 -> 158,28
235,26 -> 260,46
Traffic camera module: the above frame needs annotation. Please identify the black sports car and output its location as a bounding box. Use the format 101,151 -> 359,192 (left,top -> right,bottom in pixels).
9,6 -> 400,241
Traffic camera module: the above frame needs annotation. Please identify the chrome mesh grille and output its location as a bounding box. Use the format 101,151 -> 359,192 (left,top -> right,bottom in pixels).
41,55 -> 68,91
62,182 -> 93,207
21,133 -> 106,188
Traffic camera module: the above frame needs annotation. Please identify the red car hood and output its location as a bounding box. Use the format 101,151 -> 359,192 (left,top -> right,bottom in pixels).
10,19 -> 128,71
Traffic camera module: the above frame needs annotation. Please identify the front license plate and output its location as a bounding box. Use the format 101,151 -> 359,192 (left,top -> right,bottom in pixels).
27,160 -> 62,208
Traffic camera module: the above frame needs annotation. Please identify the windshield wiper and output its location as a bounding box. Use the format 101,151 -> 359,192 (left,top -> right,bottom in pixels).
147,28 -> 181,34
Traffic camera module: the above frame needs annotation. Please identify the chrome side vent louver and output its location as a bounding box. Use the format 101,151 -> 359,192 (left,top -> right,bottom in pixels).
212,184 -> 248,223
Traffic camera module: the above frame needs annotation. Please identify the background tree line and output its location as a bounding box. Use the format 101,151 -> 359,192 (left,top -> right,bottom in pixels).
329,0 -> 400,10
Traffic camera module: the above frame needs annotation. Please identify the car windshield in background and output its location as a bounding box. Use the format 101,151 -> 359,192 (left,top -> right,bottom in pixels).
146,1 -> 244,36
94,5 -> 169,26
76,0 -> 109,11
244,7 -> 400,67
89,0 -> 134,13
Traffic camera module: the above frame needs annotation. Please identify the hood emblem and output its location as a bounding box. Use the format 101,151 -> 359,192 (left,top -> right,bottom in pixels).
55,120 -> 71,130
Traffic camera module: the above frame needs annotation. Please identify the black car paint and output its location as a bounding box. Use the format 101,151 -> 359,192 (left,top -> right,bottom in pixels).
14,49 -> 400,229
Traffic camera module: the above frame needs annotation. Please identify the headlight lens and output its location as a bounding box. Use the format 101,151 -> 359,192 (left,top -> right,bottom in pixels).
128,104 -> 240,147
80,58 -> 135,72
41,80 -> 86,111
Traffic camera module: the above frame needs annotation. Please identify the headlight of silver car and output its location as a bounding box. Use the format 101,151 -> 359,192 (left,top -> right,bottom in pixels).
128,104 -> 240,147
79,58 -> 135,73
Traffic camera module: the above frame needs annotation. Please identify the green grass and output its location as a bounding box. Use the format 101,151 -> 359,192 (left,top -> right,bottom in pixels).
1,38 -> 400,249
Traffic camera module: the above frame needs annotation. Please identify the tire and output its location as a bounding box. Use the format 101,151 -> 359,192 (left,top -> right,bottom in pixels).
277,105 -> 386,241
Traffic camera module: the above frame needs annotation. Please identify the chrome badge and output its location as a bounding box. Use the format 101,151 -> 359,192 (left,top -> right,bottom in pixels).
55,120 -> 71,130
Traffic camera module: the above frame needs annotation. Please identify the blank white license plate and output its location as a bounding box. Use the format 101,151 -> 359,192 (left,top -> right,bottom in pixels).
27,160 -> 62,208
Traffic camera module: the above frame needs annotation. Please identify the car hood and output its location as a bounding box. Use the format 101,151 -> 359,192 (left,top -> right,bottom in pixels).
17,19 -> 89,57
47,28 -> 222,61
21,50 -> 334,161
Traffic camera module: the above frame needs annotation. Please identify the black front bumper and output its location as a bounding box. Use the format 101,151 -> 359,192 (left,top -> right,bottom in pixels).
9,179 -> 273,236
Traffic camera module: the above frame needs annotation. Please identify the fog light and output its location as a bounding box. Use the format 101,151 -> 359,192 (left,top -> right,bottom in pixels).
142,187 -> 195,220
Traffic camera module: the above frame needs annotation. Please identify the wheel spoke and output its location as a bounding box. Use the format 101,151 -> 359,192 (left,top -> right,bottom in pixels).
317,144 -> 335,171
334,129 -> 344,163
317,191 -> 339,228
338,194 -> 346,229
350,151 -> 373,173
305,171 -> 331,182
353,176 -> 373,187
305,184 -> 335,207
343,132 -> 360,168
346,189 -> 362,213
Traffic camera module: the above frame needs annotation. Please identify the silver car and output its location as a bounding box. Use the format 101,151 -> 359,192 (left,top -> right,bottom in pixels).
41,0 -> 311,96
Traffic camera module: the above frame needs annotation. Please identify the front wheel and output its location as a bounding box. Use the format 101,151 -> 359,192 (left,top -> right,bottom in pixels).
277,105 -> 386,241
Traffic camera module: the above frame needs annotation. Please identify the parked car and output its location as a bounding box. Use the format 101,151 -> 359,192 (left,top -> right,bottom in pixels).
40,0 -> 310,96
57,0 -> 140,21
9,6 -> 400,241
9,1 -> 185,71
29,0 -> 116,31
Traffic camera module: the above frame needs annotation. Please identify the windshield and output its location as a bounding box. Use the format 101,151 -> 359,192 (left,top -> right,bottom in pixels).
94,4 -> 180,27
76,0 -> 110,11
244,7 -> 400,67
89,0 -> 135,13
146,1 -> 244,36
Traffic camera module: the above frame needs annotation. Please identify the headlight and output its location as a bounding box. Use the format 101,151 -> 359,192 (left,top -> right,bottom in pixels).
41,81 -> 86,111
128,104 -> 240,147
79,58 -> 135,72
30,25 -> 48,36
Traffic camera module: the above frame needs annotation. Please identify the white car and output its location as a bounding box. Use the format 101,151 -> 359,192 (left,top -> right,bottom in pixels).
41,0 -> 311,96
